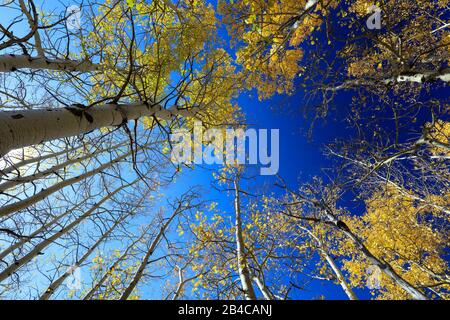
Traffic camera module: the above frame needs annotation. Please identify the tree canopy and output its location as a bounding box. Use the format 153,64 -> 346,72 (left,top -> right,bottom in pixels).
0,0 -> 448,301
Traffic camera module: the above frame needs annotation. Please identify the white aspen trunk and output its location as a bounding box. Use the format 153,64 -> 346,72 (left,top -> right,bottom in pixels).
82,230 -> 147,300
304,0 -> 319,10
0,55 -> 101,73
318,207 -> 428,300
330,152 -> 450,215
330,68 -> 450,91
172,267 -> 184,300
233,178 -> 257,300
0,150 -> 131,219
0,141 -> 125,192
0,179 -> 138,282
322,251 -> 358,300
423,137 -> 450,152
292,0 -> 319,29
1,145 -> 81,177
252,275 -> 274,300
119,207 -> 181,300
39,215 -> 127,300
385,69 -> 450,83
171,270 -> 201,300
0,199 -> 88,262
299,225 -> 358,300
0,102 -> 189,157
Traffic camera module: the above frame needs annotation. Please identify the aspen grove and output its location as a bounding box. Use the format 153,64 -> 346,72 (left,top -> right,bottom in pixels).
0,0 -> 448,300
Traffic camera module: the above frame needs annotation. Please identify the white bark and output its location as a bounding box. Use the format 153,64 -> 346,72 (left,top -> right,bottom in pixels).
0,103 -> 187,157
0,179 -> 138,282
39,215 -> 127,300
305,0 -> 319,10
233,178 -> 257,300
0,141 -> 125,193
172,267 -> 184,300
18,0 -> 44,57
82,229 -> 148,300
0,199 -> 88,262
292,0 -> 319,29
298,224 -> 358,299
1,145 -> 80,177
252,275 -> 274,300
317,206 -> 428,300
0,150 -> 131,219
322,252 -> 358,300
0,55 -> 101,73
330,68 -> 450,91
119,207 -> 181,300
431,22 -> 450,34
385,69 -> 450,83
171,269 -> 202,300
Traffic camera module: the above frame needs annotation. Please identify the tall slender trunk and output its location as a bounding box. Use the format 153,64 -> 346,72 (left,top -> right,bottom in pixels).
0,179 -> 139,282
0,103 -> 189,157
119,206 -> 182,300
82,229 -> 148,300
316,203 -> 428,300
172,267 -> 184,300
299,225 -> 358,300
252,275 -> 274,300
233,178 -> 257,300
329,68 -> 450,92
0,141 -> 125,192
0,55 -> 101,73
0,150 -> 131,219
1,144 -> 81,177
322,250 -> 358,300
0,199 -> 89,262
39,215 -> 127,300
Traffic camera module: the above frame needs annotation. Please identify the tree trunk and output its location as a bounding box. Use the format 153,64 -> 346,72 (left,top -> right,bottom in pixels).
0,179 -> 139,283
119,206 -> 181,300
322,251 -> 358,300
172,267 -> 184,300
0,141 -> 125,192
317,204 -> 428,300
1,144 -> 81,177
329,68 -> 450,91
39,215 -> 127,300
0,199 -> 89,262
0,55 -> 101,73
0,150 -> 132,219
18,0 -> 44,57
233,178 -> 257,300
299,225 -> 358,300
252,275 -> 274,300
0,102 -> 188,157
82,229 -> 148,300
